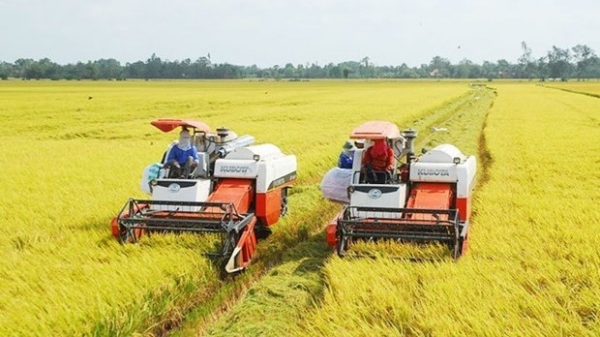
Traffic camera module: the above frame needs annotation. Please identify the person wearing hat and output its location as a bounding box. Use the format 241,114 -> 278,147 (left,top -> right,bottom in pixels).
361,138 -> 394,183
338,140 -> 356,169
163,128 -> 199,178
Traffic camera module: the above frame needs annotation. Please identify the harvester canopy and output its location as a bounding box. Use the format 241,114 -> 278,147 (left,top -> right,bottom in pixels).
150,118 -> 211,134
349,121 -> 401,140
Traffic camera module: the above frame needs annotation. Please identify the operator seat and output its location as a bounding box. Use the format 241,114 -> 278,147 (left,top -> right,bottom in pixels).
361,168 -> 392,184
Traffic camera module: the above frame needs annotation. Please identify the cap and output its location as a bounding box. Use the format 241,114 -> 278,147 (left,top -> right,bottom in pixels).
342,140 -> 356,151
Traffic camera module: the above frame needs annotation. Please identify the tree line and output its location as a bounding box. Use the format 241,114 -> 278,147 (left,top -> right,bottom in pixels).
1,42 -> 598,81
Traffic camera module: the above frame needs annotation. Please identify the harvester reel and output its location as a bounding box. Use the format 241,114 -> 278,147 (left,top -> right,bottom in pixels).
336,224 -> 352,257
452,227 -> 467,259
221,230 -> 239,259
450,239 -> 460,259
118,224 -> 145,244
336,231 -> 349,257
280,188 -> 289,217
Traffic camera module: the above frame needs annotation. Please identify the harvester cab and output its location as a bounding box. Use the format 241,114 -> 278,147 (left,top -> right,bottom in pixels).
111,118 -> 297,273
321,121 -> 476,259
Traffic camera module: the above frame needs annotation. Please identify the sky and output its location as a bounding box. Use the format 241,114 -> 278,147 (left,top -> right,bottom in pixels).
1,0 -> 598,67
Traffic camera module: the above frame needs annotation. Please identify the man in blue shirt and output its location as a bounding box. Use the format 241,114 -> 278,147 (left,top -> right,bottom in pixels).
337,140 -> 355,169
164,129 -> 199,178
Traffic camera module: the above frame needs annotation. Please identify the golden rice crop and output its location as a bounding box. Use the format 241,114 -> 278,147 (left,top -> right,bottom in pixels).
542,81 -> 600,98
0,79 -> 473,335
199,83 -> 600,337
195,84 -> 494,337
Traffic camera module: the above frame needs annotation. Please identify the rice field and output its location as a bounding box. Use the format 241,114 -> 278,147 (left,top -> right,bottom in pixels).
184,83 -> 600,336
0,79 -> 474,336
3,80 -> 598,336
542,81 -> 600,98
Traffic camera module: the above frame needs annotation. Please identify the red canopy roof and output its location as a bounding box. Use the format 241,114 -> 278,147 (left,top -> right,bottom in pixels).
150,119 -> 211,133
349,121 -> 400,140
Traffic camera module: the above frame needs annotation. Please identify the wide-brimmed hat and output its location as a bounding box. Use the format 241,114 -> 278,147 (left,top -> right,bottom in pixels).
342,140 -> 356,151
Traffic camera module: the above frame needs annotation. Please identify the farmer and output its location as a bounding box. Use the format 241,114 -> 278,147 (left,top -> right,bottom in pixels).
338,140 -> 356,169
361,138 -> 394,183
163,128 -> 199,178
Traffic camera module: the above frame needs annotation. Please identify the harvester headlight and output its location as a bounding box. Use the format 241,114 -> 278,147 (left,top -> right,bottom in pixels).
453,157 -> 461,164
253,154 -> 260,161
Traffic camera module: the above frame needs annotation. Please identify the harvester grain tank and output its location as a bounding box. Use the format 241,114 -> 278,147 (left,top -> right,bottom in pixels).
111,119 -> 297,273
321,121 -> 476,258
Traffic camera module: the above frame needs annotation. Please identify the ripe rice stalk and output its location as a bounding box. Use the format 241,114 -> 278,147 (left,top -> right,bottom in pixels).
0,79 -> 473,335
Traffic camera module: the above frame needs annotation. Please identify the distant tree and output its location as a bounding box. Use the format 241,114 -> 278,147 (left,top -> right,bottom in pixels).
571,44 -> 596,80
496,59 -> 511,78
198,56 -> 212,77
338,61 -> 360,78
518,41 -> 536,79
0,61 -> 12,79
359,56 -> 371,78
398,63 -> 418,78
210,63 -> 238,79
96,58 -> 122,79
283,63 -> 295,78
588,56 -> 600,79
84,61 -> 99,80
342,68 -> 349,79
537,56 -> 548,81
145,53 -> 163,79
456,59 -> 477,78
4,44 -> 600,80
242,64 -> 261,78
428,56 -> 451,77
296,64 -> 306,78
61,63 -> 78,80
304,63 -> 325,78
125,61 -> 146,78
480,61 -> 497,81
547,46 -> 572,81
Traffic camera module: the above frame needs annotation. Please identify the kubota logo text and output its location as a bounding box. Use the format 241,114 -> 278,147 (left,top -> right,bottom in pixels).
417,168 -> 450,176
220,166 -> 251,173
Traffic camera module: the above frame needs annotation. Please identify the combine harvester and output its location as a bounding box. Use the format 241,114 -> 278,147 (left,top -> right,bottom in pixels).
321,121 -> 476,259
111,119 -> 296,273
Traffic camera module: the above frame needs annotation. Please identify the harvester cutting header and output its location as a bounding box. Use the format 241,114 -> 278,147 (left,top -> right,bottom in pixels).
321,121 -> 476,259
111,118 -> 296,273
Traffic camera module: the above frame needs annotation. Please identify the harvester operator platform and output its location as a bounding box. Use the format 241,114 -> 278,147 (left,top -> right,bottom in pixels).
163,128 -> 199,178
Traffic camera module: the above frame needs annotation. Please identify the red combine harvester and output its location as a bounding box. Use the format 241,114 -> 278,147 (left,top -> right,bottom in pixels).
321,121 -> 476,259
111,119 -> 296,273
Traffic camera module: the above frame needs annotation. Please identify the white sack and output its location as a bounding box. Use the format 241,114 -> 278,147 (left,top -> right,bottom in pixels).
320,167 -> 353,204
